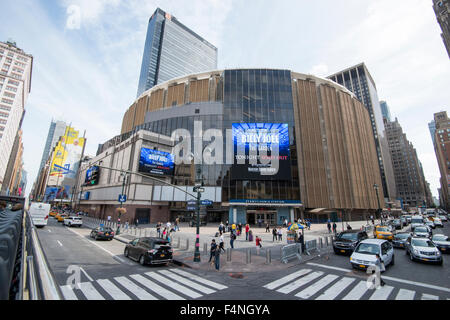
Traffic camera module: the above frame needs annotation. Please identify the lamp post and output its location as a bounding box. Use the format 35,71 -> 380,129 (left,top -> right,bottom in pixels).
373,184 -> 381,223
116,172 -> 127,235
193,167 -> 203,263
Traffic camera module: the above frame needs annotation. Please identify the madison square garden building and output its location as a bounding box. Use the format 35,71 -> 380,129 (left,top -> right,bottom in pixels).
77,69 -> 385,225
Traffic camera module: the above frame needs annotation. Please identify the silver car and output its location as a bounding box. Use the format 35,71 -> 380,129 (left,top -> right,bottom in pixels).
431,234 -> 450,254
405,237 -> 443,265
412,226 -> 432,238
433,218 -> 443,228
439,215 -> 448,222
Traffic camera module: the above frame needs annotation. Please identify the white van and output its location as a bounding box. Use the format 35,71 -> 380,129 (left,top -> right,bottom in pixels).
29,202 -> 51,228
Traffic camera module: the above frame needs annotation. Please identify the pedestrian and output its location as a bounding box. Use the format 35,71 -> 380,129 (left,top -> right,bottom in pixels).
272,227 -> 277,242
167,231 -> 172,243
370,215 -> 374,225
162,227 -> 167,239
175,217 -> 180,232
209,239 -> 217,263
238,223 -> 243,234
266,223 -> 270,233
231,223 -> 236,235
299,231 -> 305,254
218,223 -> 223,236
284,219 -> 288,227
214,243 -> 221,271
219,234 -> 225,252
125,221 -> 129,231
277,227 -> 283,241
248,230 -> 253,242
332,222 -> 337,234
307,220 -> 311,230
230,232 -> 236,249
347,223 -> 352,230
256,236 -> 262,255
226,220 -> 229,233
156,222 -> 161,237
375,254 -> 386,286
245,224 -> 250,240
166,221 -> 171,231
327,221 -> 331,233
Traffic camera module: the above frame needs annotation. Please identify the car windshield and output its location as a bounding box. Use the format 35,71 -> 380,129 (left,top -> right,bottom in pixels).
411,239 -> 435,247
338,233 -> 358,240
154,243 -> 170,249
377,227 -> 389,232
355,243 -> 379,255
433,235 -> 448,241
411,219 -> 423,224
395,233 -> 410,239
99,227 -> 113,232
393,219 -> 400,223
415,227 -> 428,233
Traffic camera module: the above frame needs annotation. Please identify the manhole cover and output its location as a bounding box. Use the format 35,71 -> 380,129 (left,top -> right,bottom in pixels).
229,273 -> 245,279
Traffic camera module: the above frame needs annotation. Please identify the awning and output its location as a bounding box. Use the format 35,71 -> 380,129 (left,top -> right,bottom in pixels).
308,208 -> 327,214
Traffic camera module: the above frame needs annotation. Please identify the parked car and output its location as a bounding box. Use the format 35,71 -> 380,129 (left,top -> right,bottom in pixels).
439,215 -> 448,222
373,225 -> 394,241
90,226 -> 115,240
391,219 -> 402,230
425,220 -> 436,230
412,226 -> 432,238
124,237 -> 173,266
405,236 -> 443,265
332,230 -> 369,255
64,216 -> 83,227
350,239 -> 395,271
431,234 -> 450,253
433,218 -> 443,228
392,232 -> 411,249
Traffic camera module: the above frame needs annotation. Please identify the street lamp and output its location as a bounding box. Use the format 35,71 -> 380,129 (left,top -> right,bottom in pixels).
116,172 -> 127,235
193,167 -> 203,263
373,184 -> 381,223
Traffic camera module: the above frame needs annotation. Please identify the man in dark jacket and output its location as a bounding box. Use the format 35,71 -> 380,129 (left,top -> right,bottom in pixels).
332,222 -> 337,234
209,239 -> 217,263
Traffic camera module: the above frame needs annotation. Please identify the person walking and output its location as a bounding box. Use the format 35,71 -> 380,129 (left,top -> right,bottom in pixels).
209,239 -> 217,263
327,220 -> 332,233
277,227 -> 283,242
375,254 -> 386,286
219,234 -> 225,253
256,236 -> 262,255
174,217 -> 180,232
245,224 -> 250,241
125,221 -> 129,231
307,219 -> 311,230
218,223 -> 223,236
332,222 -> 337,234
299,231 -> 305,254
265,223 -> 270,233
230,232 -> 236,249
156,222 -> 161,238
231,223 -> 236,235
347,223 -> 352,230
162,227 -> 167,240
272,227 -> 277,242
238,223 -> 243,235
214,244 -> 221,271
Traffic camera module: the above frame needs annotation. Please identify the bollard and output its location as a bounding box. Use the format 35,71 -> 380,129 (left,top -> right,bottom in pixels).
186,239 -> 189,251
227,248 -> 231,262
319,238 -> 323,249
177,237 -> 181,248
204,243 -> 208,255
246,248 -> 252,264
266,249 -> 271,264
325,236 -> 329,247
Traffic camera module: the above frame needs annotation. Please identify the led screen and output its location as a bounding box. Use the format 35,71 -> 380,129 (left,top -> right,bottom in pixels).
139,148 -> 175,176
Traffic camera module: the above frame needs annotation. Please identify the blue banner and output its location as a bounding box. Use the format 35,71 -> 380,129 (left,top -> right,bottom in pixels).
139,148 -> 175,176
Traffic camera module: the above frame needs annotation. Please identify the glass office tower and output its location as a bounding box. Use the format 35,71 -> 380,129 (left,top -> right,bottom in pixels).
136,8 -> 218,98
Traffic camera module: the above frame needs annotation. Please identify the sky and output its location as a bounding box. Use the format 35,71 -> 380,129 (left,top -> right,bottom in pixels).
0,0 -> 449,199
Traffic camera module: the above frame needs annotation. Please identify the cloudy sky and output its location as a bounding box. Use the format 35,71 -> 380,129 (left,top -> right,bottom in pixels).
0,0 -> 449,198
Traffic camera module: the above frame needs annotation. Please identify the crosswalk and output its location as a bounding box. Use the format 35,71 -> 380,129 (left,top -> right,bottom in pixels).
60,268 -> 227,300
263,268 -> 445,300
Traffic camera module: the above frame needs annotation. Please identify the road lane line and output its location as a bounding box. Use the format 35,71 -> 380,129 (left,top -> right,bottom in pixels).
395,289 -> 415,300
114,276 -> 157,300
369,285 -> 394,300
79,267 -> 94,282
307,262 -> 450,293
263,269 -> 312,290
145,272 -> 202,299
342,281 -> 369,300
158,270 -> 216,295
170,268 -> 228,290
130,274 -> 185,300
277,271 -> 324,294
421,293 -> 439,300
316,277 -> 355,300
48,229 -> 51,233
295,274 -> 339,299
78,282 -> 105,300
57,240 -> 63,247
97,279 -> 131,300
60,285 -> 79,300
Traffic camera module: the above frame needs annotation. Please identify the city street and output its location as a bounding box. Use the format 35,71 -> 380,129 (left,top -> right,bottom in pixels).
37,216 -> 450,300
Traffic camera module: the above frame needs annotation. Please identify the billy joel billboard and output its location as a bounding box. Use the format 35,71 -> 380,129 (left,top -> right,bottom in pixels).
231,123 -> 291,180
139,148 -> 175,176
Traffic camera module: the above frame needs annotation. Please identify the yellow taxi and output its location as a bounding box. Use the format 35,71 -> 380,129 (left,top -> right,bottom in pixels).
373,225 -> 394,241
57,214 -> 68,222
49,211 -> 58,217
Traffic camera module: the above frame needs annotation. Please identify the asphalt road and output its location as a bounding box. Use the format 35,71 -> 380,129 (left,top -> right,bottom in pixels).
36,217 -> 450,300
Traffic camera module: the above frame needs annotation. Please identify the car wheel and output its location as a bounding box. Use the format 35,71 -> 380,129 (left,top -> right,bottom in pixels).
139,255 -> 146,266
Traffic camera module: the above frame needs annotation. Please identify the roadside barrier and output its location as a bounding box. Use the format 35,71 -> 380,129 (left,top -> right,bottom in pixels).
266,249 -> 272,264
304,240 -> 319,255
281,243 -> 302,264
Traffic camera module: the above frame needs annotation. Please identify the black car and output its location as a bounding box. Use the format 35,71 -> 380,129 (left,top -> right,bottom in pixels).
90,226 -> 115,240
333,230 -> 368,255
124,237 -> 173,265
392,232 -> 411,249
431,234 -> 450,254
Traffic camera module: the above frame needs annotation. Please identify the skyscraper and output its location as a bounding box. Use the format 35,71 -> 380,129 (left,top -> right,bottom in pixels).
0,40 -> 33,191
431,111 -> 450,210
328,63 -> 397,203
380,100 -> 392,122
136,8 -> 218,98
429,120 -> 437,145
433,0 -> 450,58
38,120 -> 68,174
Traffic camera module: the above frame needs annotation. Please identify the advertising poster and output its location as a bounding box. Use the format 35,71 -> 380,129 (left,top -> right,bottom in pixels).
231,123 -> 291,180
139,148 -> 175,176
44,185 -> 71,202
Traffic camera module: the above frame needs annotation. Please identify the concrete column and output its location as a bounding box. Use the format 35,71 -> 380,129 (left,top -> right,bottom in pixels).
300,207 -> 305,222
290,208 -> 295,223
233,207 -> 237,224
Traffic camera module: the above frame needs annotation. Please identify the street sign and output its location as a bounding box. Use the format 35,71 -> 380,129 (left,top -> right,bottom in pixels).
201,200 -> 213,206
187,206 -> 198,211
193,187 -> 205,193
187,200 -> 197,206
118,194 -> 127,203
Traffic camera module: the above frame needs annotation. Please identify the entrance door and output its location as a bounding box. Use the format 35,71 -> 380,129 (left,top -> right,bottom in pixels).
135,209 -> 151,224
247,210 -> 277,226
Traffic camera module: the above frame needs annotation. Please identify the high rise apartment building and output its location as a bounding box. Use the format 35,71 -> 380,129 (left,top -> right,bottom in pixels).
328,63 -> 397,203
431,111 -> 450,210
38,120 -> 67,174
385,118 -> 432,207
433,0 -> 450,58
0,40 -> 33,191
136,8 -> 218,98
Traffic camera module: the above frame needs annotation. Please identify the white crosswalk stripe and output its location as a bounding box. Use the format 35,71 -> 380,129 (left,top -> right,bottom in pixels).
395,289 -> 415,300
295,274 -> 339,299
114,276 -> 157,300
369,285 -> 394,300
422,293 -> 439,300
277,271 -> 324,294
316,277 -> 356,300
78,282 -> 105,300
342,281 -> 369,300
158,270 -> 216,295
130,274 -> 186,300
60,285 -> 79,300
263,269 -> 313,290
170,268 -> 228,290
144,272 -> 202,299
97,279 -> 131,300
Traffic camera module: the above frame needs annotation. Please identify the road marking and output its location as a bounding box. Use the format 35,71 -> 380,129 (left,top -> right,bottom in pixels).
60,285 -> 78,300
263,269 -> 312,290
342,281 -> 369,300
97,279 -> 131,300
369,285 -> 394,300
307,262 -> 450,293
158,270 -> 216,295
131,274 -> 185,300
277,271 -> 324,294
296,274 -> 339,299
316,277 -> 355,300
145,272 -> 202,299
57,240 -> 63,247
79,267 -> 94,282
114,276 -> 157,300
78,282 -> 105,300
421,293 -> 439,300
48,229 -> 52,233
395,289 -> 415,300
170,268 -> 228,290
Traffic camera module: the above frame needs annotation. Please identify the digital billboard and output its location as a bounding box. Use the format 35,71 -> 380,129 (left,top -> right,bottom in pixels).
85,166 -> 100,186
231,123 -> 291,180
139,148 -> 175,176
